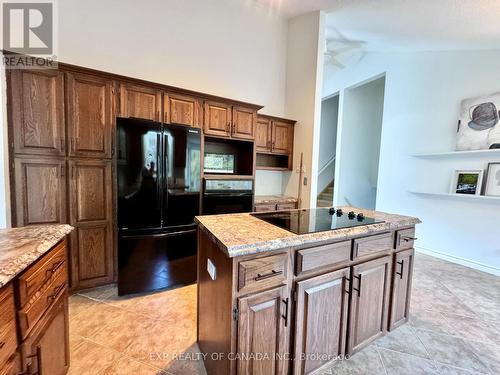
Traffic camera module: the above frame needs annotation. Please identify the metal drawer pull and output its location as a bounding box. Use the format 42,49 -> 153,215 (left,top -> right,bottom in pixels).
396,260 -> 404,279
47,259 -> 65,275
0,341 -> 5,349
402,236 -> 417,242
281,298 -> 289,327
255,269 -> 282,281
47,284 -> 65,302
353,274 -> 362,297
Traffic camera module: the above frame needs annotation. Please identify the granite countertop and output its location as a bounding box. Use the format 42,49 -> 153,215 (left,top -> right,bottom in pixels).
195,207 -> 421,258
0,224 -> 74,288
254,195 -> 298,204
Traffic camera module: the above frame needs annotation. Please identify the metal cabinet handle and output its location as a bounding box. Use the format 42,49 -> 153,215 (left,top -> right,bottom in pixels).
281,298 -> 289,327
255,269 -> 282,281
353,274 -> 362,297
396,260 -> 404,279
47,284 -> 65,302
46,259 -> 64,275
0,341 -> 5,349
226,122 -> 231,132
402,236 -> 417,242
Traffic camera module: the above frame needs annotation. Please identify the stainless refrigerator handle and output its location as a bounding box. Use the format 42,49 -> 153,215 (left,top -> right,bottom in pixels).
121,228 -> 197,240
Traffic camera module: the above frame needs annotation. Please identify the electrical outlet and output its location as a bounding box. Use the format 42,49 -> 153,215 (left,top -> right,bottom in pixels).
207,258 -> 216,280
303,177 -> 308,186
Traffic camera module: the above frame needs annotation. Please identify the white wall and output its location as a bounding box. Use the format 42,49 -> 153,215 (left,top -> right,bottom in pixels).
336,76 -> 384,209
324,50 -> 500,274
317,95 -> 338,195
254,170 -> 283,195
0,65 -> 9,228
283,11 -> 325,207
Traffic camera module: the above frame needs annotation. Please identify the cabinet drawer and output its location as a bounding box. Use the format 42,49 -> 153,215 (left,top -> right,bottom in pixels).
352,233 -> 392,260
296,241 -> 351,275
0,285 -> 17,368
18,239 -> 67,307
276,202 -> 296,210
18,264 -> 68,339
395,228 -> 416,251
238,253 -> 287,293
254,204 -> 276,212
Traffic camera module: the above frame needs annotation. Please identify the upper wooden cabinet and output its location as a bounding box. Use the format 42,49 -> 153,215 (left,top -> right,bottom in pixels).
347,255 -> 392,354
256,117 -> 272,152
9,70 -> 65,156
13,157 -> 67,226
237,286 -> 289,375
256,115 -> 295,155
232,106 -> 256,140
66,73 -> 115,158
119,83 -> 162,121
204,101 -> 257,140
165,93 -> 202,128
294,268 -> 350,375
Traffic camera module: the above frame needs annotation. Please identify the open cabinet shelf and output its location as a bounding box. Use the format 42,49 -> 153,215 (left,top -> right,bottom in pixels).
410,191 -> 500,202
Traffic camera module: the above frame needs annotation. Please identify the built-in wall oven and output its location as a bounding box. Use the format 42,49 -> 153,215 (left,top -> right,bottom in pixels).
202,179 -> 253,214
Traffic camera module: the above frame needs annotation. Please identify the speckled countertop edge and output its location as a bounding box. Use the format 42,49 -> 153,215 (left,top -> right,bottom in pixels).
0,224 -> 74,288
196,207 -> 421,258
254,195 -> 298,204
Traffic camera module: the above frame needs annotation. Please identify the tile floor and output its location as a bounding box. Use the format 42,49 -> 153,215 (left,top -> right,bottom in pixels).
69,254 -> 500,375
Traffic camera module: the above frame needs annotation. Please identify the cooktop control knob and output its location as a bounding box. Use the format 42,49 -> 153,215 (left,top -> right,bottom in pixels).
336,209 -> 343,216
348,211 -> 355,219
329,207 -> 336,215
357,213 -> 365,221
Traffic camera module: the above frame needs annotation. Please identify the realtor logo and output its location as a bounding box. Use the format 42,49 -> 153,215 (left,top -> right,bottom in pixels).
3,1 -> 53,54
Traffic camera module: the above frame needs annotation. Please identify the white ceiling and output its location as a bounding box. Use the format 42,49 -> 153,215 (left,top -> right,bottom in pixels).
254,0 -> 500,51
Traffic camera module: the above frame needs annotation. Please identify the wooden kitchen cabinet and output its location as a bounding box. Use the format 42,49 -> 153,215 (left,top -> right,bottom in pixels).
237,286 -> 289,375
69,159 -> 114,289
347,255 -> 392,354
165,92 -> 202,127
293,268 -> 350,375
204,101 -> 256,140
255,115 -> 295,170
22,289 -> 70,375
9,70 -> 66,156
13,157 -> 67,226
389,248 -> 414,330
119,83 -> 162,121
66,72 -> 115,158
256,116 -> 272,152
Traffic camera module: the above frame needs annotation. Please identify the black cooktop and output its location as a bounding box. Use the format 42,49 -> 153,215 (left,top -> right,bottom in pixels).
251,208 -> 384,235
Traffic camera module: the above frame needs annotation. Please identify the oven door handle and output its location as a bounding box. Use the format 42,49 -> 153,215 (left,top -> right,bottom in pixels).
121,229 -> 196,240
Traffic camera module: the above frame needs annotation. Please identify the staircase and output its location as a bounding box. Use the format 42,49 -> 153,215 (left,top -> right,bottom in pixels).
317,181 -> 334,207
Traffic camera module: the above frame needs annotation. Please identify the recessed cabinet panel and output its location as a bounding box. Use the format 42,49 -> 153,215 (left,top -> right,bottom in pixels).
272,121 -> 293,155
232,106 -> 255,140
10,70 -> 65,156
166,93 -> 201,127
120,83 -> 162,121
204,101 -> 232,137
256,117 -> 272,152
237,286 -> 289,375
14,158 -> 66,226
389,248 -> 414,330
347,255 -> 392,354
294,268 -> 350,375
67,73 -> 114,158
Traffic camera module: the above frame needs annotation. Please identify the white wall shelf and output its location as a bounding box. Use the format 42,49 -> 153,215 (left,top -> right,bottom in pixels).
412,149 -> 500,158
410,191 -> 500,201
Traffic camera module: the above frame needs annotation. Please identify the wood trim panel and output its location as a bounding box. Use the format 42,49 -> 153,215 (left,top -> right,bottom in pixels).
0,284 -> 17,369
352,232 -> 393,260
296,241 -> 351,276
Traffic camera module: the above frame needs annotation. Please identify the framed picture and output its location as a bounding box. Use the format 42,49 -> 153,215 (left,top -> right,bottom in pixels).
483,162 -> 500,196
450,170 -> 484,195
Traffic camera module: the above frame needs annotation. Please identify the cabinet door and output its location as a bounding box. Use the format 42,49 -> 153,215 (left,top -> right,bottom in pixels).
203,101 -> 231,137
272,121 -> 293,155
22,289 -> 69,375
13,157 -> 66,226
237,286 -> 289,375
9,70 -> 65,156
389,249 -> 414,330
69,159 -> 114,289
256,117 -> 272,152
119,83 -> 162,121
232,106 -> 256,140
165,93 -> 201,128
293,268 -> 350,375
66,73 -> 114,158
347,255 -> 392,354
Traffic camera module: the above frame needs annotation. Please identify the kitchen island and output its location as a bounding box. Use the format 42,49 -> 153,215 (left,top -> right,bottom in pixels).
195,207 -> 420,375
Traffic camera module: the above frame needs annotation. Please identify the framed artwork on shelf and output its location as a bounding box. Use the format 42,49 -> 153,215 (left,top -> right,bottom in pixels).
483,162 -> 500,196
450,170 -> 484,195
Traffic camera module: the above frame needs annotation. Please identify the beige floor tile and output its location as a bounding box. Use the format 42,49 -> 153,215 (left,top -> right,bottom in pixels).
377,347 -> 439,375
68,338 -> 122,375
69,294 -> 97,318
69,301 -> 127,338
99,355 -> 163,375
374,324 -> 429,358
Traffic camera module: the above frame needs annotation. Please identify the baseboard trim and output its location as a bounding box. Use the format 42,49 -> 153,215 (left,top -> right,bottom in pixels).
415,246 -> 500,277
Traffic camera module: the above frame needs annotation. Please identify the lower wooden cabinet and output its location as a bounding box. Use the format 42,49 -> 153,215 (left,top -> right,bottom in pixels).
389,248 -> 414,330
293,268 -> 350,375
237,286 -> 289,375
22,289 -> 69,375
0,352 -> 21,375
347,255 -> 392,354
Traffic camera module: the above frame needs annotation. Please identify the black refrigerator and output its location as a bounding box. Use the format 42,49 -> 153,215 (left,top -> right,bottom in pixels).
116,118 -> 201,295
